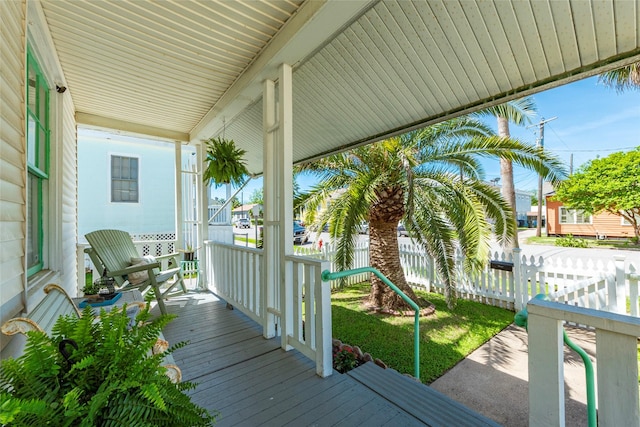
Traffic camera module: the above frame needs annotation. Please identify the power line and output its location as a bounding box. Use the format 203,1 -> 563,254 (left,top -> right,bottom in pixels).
549,146 -> 638,153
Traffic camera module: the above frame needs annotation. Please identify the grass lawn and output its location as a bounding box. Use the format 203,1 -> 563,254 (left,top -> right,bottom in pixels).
331,282 -> 514,384
526,235 -> 640,250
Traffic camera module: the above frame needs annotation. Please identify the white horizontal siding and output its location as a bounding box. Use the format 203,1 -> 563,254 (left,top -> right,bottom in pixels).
0,0 -> 25,339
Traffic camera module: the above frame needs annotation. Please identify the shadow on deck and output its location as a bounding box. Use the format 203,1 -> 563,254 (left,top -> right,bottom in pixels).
160,291 -> 500,426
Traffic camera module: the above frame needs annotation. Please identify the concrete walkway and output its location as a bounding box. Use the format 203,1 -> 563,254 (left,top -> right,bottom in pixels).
430,324 -> 595,426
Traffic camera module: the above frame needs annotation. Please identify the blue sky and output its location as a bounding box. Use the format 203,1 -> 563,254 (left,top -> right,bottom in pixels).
212,75 -> 640,202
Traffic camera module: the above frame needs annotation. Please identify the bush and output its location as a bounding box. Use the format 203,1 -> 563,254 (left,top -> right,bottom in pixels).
555,234 -> 589,248
0,305 -> 218,426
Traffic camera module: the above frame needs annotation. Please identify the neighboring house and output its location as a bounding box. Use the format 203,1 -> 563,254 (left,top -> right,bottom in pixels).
546,194 -> 635,239
77,130 -> 177,242
514,189 -> 533,227
526,205 -> 546,228
232,204 -> 262,222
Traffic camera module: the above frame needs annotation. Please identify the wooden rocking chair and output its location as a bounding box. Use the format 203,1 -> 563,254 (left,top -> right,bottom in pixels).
85,229 -> 187,314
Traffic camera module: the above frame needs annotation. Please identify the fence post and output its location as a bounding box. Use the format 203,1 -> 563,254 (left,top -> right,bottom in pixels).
512,248 -> 523,311
613,256 -> 626,314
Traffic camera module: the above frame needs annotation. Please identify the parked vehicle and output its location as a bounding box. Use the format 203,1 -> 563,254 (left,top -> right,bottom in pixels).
357,222 -> 369,234
397,223 -> 409,237
235,218 -> 250,229
294,221 -> 309,244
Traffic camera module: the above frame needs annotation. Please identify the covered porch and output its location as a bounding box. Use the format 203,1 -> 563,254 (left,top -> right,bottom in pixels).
2,1 -> 640,425
160,291 -> 501,426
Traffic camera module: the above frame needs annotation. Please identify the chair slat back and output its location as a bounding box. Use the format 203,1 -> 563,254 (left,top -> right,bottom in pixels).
85,230 -> 141,285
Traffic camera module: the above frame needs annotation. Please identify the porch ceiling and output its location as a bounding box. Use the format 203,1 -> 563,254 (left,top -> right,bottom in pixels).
40,0 -> 640,174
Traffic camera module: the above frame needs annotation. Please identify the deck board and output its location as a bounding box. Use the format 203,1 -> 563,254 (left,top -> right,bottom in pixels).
160,291 -> 500,426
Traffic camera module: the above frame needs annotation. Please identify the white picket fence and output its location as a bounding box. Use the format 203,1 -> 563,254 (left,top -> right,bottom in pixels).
294,242 -> 640,316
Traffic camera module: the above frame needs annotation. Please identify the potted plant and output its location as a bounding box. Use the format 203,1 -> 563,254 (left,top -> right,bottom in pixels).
183,244 -> 195,261
0,304 -> 218,426
203,136 -> 249,187
82,282 -> 102,302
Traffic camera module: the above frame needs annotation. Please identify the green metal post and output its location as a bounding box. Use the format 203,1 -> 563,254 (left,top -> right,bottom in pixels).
322,267 -> 420,379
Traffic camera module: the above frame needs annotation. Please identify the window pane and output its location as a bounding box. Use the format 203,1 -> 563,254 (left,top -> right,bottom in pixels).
111,156 -> 139,203
27,67 -> 36,113
38,79 -> 47,119
27,115 -> 36,165
38,126 -> 47,171
27,173 -> 41,270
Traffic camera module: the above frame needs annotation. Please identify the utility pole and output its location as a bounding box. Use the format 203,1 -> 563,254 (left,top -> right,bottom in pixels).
530,116 -> 557,237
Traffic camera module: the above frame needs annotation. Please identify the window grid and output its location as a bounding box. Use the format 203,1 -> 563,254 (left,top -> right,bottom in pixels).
111,155 -> 139,203
559,207 -> 592,225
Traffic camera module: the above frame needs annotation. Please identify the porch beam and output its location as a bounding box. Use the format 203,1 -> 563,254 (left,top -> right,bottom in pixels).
190,1 -> 375,142
77,112 -> 189,142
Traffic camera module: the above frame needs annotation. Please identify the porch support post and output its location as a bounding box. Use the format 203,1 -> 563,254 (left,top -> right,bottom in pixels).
278,63 -> 294,351
262,78 -> 278,338
528,310 -> 565,426
174,142 -> 183,253
196,142 -> 207,289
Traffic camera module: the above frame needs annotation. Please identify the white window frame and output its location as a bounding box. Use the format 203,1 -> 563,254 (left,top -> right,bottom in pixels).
559,207 -> 592,225
110,154 -> 140,203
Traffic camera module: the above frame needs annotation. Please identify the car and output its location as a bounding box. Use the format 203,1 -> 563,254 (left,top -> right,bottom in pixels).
356,222 -> 369,234
235,218 -> 250,229
293,221 -> 308,244
397,223 -> 409,237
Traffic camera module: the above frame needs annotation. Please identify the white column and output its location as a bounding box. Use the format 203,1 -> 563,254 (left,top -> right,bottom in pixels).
278,63 -> 294,351
175,141 -> 183,251
596,329 -> 640,426
262,78 -> 278,338
528,311 -> 565,426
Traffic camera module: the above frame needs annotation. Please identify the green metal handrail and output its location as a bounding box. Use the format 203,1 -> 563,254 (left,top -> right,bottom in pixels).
514,294 -> 596,427
321,267 -> 420,379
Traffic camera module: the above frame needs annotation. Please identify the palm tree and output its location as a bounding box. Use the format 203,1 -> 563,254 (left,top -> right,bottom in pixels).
474,97 -> 537,251
599,62 -> 640,92
298,117 -> 566,310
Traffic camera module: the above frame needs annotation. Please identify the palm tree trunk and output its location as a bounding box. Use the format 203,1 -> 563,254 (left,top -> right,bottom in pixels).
367,186 -> 419,311
498,116 -> 520,250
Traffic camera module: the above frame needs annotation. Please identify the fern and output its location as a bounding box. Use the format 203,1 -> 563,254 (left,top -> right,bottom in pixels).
0,303 -> 218,426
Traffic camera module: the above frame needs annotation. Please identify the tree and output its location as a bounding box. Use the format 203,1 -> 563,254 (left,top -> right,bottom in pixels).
298,117 -> 566,310
474,97 -> 537,250
599,62 -> 640,92
554,149 -> 640,240
249,188 -> 263,204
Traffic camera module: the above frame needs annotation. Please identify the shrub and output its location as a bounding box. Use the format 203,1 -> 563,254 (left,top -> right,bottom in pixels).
555,234 -> 589,248
0,305 -> 218,426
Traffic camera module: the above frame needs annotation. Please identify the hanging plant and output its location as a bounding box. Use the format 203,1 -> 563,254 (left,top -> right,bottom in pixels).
203,137 -> 249,187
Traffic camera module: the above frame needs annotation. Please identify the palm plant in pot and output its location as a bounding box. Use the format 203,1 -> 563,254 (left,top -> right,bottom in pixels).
203,136 -> 249,187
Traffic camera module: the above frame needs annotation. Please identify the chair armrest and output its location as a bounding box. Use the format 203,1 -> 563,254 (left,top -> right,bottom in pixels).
110,262 -> 161,277
155,252 -> 180,261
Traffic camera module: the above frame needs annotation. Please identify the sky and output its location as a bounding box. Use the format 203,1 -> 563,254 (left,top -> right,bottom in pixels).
216,74 -> 639,203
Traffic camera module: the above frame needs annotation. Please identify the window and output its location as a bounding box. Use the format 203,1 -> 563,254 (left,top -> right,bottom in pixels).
26,48 -> 50,277
559,207 -> 591,224
111,155 -> 139,202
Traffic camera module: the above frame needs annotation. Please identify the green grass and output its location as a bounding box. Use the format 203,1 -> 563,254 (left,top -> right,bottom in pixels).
526,235 -> 640,250
331,283 -> 514,384
234,235 -> 258,245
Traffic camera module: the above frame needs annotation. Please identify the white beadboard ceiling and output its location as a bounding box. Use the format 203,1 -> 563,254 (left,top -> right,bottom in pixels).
40,0 -> 640,174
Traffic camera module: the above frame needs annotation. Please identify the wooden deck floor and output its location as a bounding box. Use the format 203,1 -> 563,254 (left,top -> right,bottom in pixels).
160,291 -> 500,426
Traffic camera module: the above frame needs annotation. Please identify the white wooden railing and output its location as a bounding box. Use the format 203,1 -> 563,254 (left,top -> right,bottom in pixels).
527,298 -> 640,426
204,241 -> 332,377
